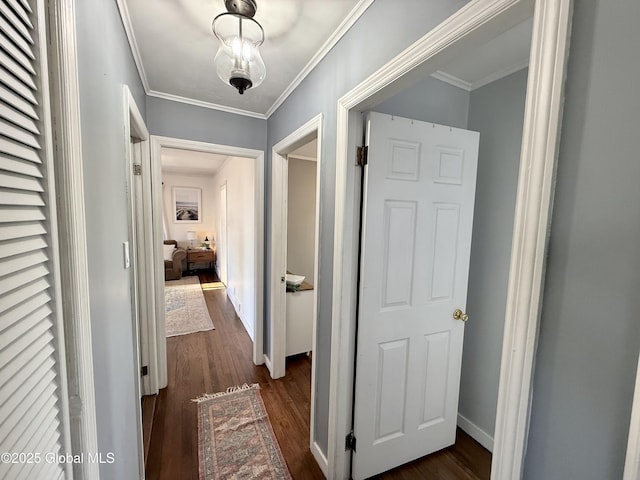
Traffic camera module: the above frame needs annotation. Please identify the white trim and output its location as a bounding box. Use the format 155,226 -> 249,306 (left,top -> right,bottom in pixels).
431,59 -> 529,92
328,0 -> 572,479
264,0 -> 375,118
624,353 -> 640,480
269,114 -> 323,472
457,413 -> 494,452
115,0 -> 150,92
287,154 -> 317,162
270,114 -> 323,378
431,70 -> 473,91
263,354 -> 274,376
312,440 -> 330,477
46,0 -> 100,477
123,85 -> 150,480
471,58 -> 529,90
147,90 -> 268,120
150,136 -> 265,366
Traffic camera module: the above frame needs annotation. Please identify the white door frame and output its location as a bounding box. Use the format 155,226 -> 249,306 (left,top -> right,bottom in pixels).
624,354 -> 640,480
328,1 -> 573,479
269,114 -> 325,474
219,182 -> 228,285
123,86 -> 150,480
45,0 -> 100,478
150,136 -> 265,370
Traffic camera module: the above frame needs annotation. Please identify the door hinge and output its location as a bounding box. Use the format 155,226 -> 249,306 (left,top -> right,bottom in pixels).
345,431 -> 356,452
356,146 -> 368,167
141,365 -> 148,376
133,163 -> 142,176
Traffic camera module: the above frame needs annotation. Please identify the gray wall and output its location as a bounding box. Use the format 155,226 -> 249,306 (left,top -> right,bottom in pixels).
266,0 -> 470,456
75,1 -> 147,478
524,1 -> 640,478
373,75 -> 470,129
146,96 -> 267,151
460,69 -> 528,438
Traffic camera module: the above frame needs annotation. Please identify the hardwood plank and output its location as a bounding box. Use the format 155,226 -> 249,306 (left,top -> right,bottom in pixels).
146,271 -> 491,480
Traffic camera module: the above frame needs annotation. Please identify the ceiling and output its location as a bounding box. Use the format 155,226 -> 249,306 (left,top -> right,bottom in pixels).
161,148 -> 228,175
121,0 -> 367,118
120,1 -> 532,122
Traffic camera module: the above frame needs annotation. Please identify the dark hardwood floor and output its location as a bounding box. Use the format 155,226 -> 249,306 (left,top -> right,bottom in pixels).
146,271 -> 491,479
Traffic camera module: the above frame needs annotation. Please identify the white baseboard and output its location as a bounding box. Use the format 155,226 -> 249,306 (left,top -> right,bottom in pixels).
311,440 -> 329,477
457,413 -> 494,453
264,354 -> 273,377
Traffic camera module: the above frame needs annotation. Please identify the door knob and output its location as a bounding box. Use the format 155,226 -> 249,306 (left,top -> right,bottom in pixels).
453,309 -> 468,322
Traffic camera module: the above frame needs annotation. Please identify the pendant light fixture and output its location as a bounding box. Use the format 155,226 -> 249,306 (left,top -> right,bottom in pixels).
212,0 -> 266,95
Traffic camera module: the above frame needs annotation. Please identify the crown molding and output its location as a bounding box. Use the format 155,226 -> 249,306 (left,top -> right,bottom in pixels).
431,70 -> 472,91
471,58 -> 528,90
147,90 -> 267,120
115,0 -> 150,92
265,0 -> 375,118
431,59 -> 529,92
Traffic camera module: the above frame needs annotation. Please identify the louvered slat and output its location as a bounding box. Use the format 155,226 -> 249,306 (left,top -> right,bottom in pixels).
0,342 -> 55,401
0,237 -> 47,259
0,14 -> 34,59
0,329 -> 54,378
0,206 -> 45,223
0,287 -> 49,318
0,102 -> 39,134
0,264 -> 49,295
0,30 -> 33,75
1,309 -> 50,355
1,381 -> 57,450
0,83 -> 39,117
0,221 -> 45,241
0,67 -> 38,107
0,136 -> 40,162
0,251 -> 48,278
0,1 -> 68,477
0,357 -> 55,426
0,154 -> 42,176
4,0 -> 34,31
1,51 -> 36,88
0,174 -> 43,197
0,189 -> 44,206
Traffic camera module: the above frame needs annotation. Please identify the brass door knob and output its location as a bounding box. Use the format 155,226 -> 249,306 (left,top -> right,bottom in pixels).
453,309 -> 468,322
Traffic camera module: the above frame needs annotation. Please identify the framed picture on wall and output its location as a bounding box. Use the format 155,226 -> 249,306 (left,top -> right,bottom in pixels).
173,186 -> 201,223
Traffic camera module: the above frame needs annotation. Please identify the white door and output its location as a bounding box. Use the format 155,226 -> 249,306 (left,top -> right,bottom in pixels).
219,183 -> 228,285
352,112 -> 479,479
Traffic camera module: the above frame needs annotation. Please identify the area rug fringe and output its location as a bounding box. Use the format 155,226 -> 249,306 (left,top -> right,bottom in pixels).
192,383 -> 260,403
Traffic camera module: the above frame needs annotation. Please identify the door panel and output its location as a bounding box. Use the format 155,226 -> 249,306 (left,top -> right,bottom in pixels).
353,112 -> 479,479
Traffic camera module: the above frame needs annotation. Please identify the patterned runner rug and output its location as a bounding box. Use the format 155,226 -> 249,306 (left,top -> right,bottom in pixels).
165,276 -> 215,337
194,384 -> 292,480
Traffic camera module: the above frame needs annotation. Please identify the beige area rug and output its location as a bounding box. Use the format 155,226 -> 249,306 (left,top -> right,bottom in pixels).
194,384 -> 292,480
165,276 -> 215,337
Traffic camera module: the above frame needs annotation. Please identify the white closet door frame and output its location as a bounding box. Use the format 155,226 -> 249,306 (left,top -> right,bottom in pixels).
44,0 -> 100,478
329,0 -> 573,479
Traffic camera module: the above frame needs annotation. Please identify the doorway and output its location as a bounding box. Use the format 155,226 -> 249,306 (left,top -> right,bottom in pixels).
269,113 -> 324,472
148,135 -> 266,392
328,0 -> 572,478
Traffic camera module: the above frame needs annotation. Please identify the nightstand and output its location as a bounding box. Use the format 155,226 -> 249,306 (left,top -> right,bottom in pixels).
187,248 -> 215,272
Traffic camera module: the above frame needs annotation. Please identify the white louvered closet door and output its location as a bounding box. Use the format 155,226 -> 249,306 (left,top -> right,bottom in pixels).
0,1 -> 70,480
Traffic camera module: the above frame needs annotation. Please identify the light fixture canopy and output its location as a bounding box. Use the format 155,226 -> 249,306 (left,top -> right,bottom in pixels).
212,0 -> 266,95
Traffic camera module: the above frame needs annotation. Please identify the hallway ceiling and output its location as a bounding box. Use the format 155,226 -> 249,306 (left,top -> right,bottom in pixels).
120,0 -> 366,118
119,1 -> 532,119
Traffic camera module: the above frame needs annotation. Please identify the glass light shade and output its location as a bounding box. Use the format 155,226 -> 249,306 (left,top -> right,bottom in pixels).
212,12 -> 265,94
